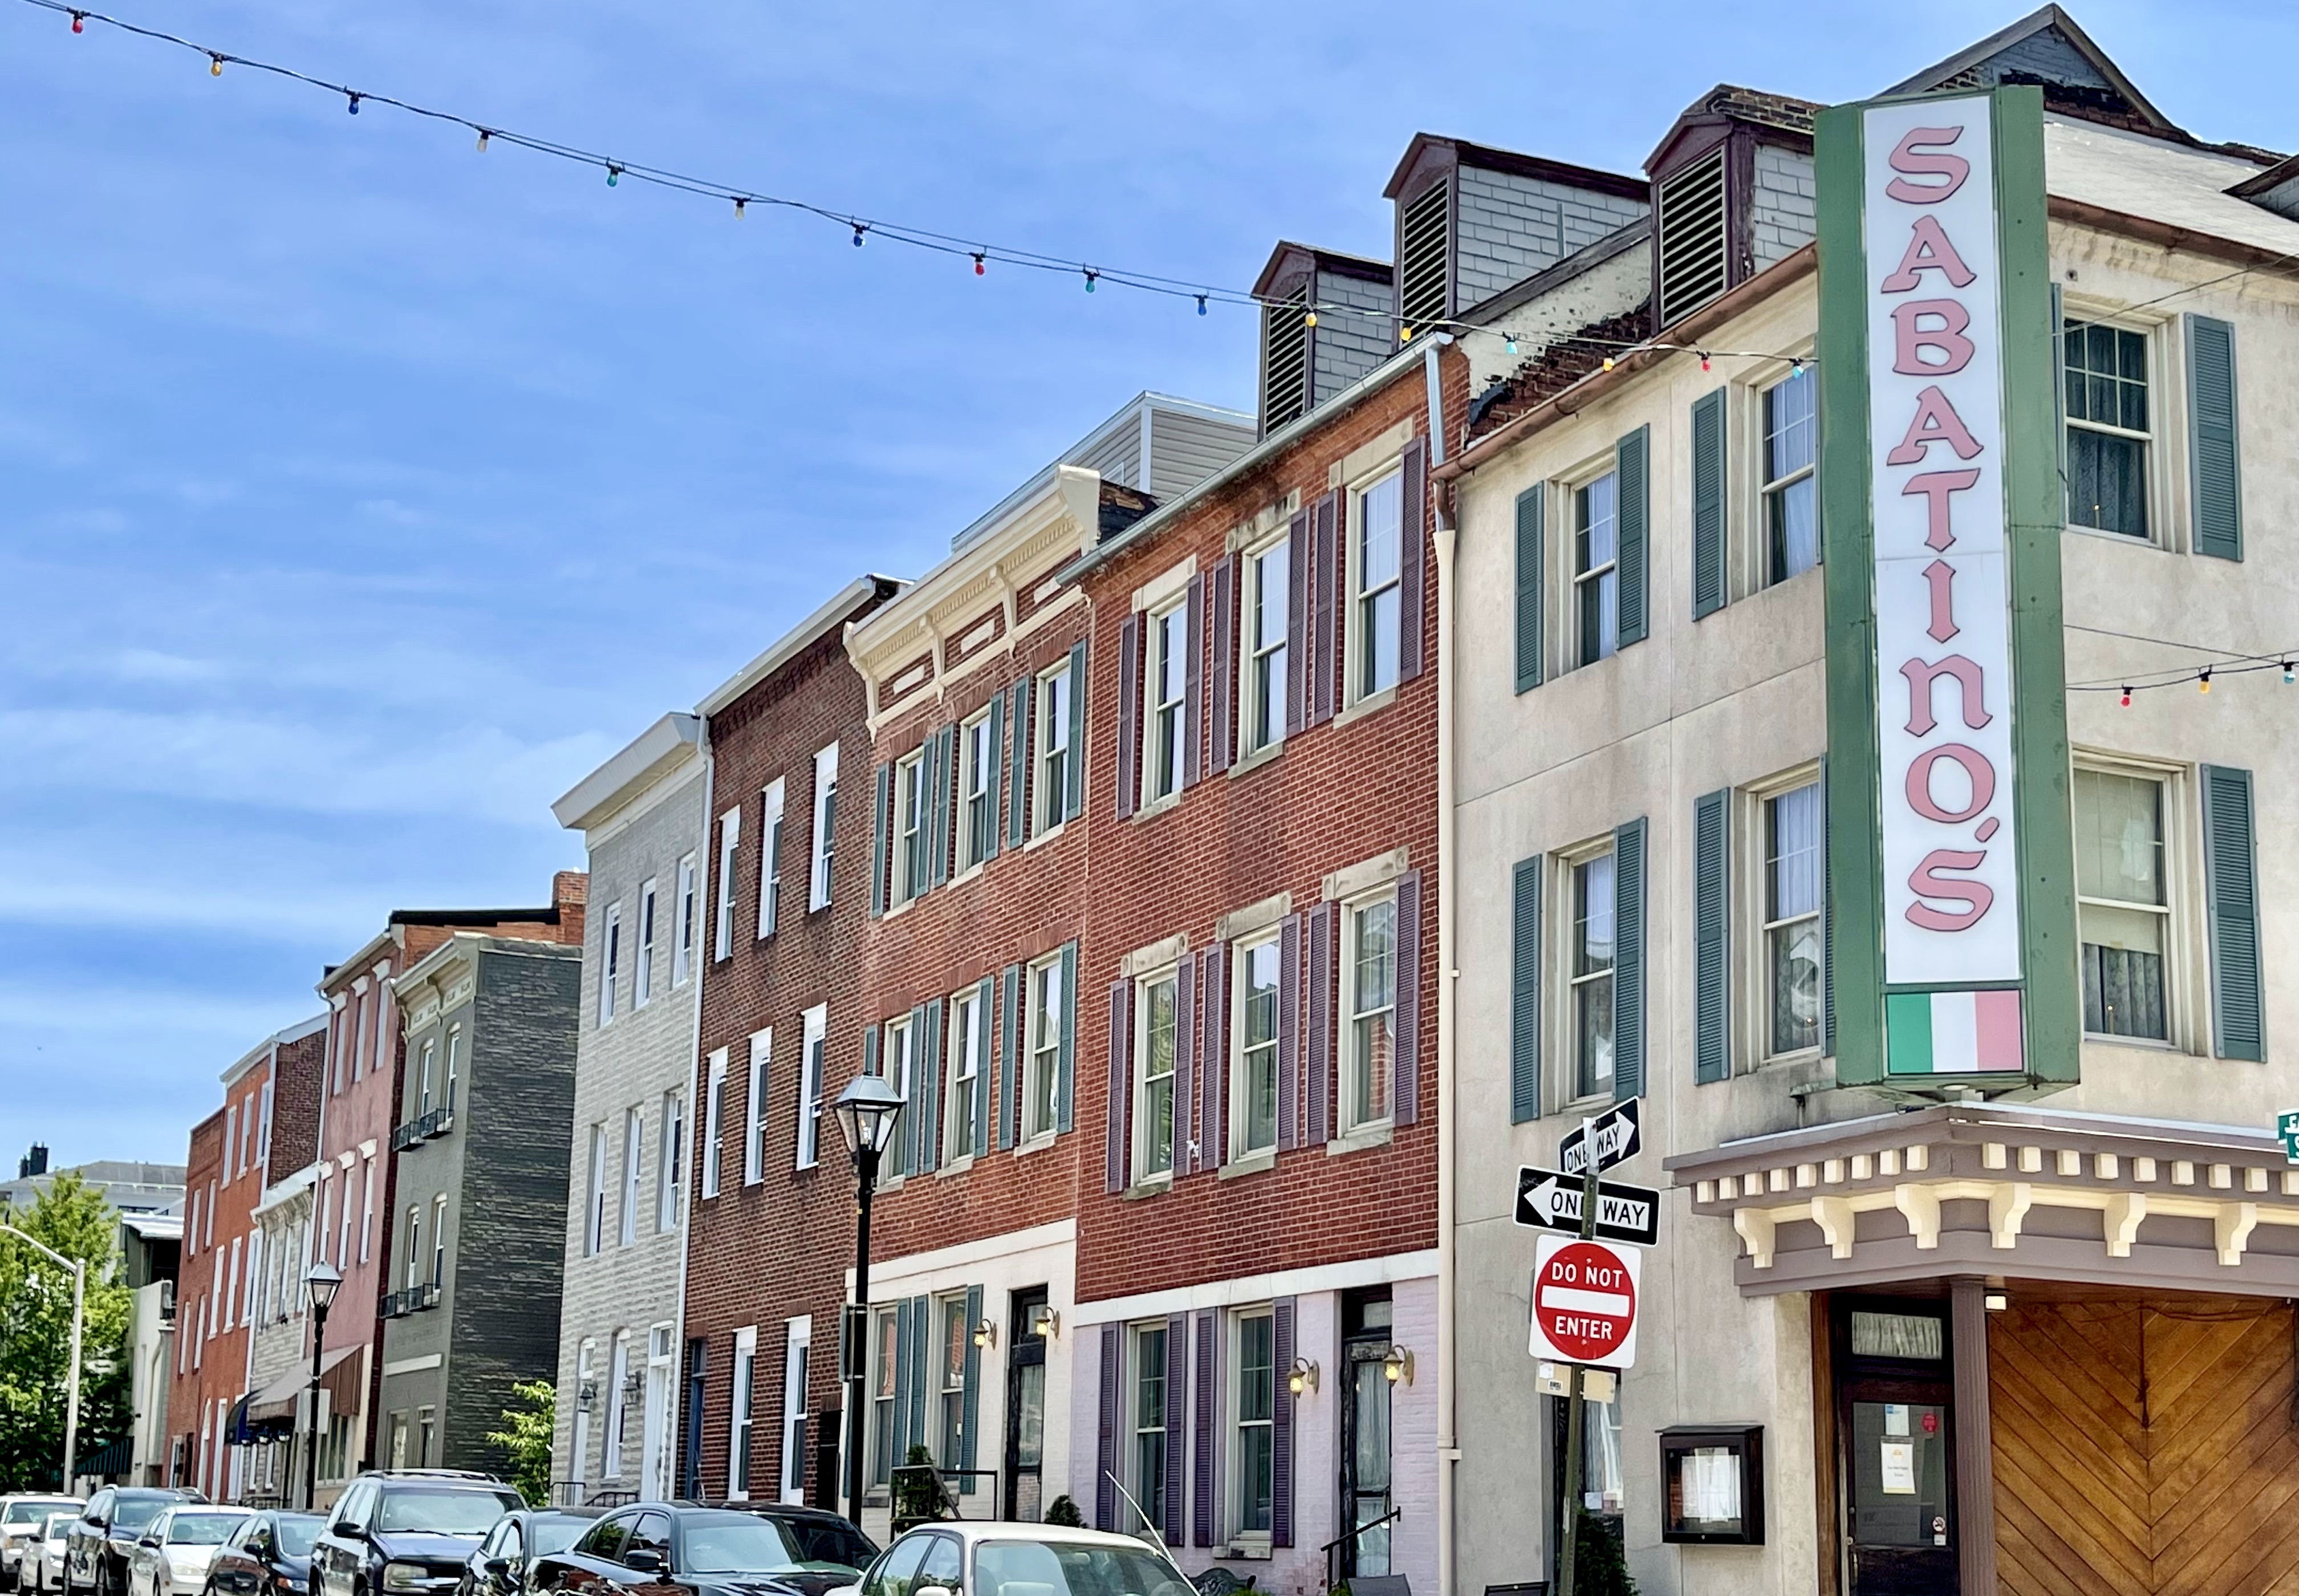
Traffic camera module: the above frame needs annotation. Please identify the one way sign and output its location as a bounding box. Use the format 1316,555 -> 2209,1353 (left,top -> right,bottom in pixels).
1558,1097 -> 1641,1176
1513,1165 -> 1661,1247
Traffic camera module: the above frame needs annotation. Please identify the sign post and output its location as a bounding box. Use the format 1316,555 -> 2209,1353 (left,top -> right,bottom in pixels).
1556,1117 -> 1600,1596
1514,1166 -> 1661,1247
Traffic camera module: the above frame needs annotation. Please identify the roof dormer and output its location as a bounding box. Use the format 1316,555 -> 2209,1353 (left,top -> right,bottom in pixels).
1252,243 -> 1394,436
1643,87 -> 1823,333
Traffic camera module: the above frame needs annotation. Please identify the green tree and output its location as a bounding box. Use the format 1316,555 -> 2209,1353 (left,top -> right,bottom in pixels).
0,1174 -> 133,1491
485,1380 -> 557,1506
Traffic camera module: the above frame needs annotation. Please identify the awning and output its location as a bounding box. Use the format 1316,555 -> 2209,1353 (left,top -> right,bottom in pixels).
79,1436 -> 132,1478
247,1346 -> 363,1425
225,1394 -> 257,1445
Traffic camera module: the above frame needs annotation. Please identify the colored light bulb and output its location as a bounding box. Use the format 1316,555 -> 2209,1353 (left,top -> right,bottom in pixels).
852,225 -> 865,247
2119,688 -> 2132,707
2199,670 -> 2212,694
1602,356 -> 1615,372
210,54 -> 223,75
1505,335 -> 1518,356
972,253 -> 985,275
346,93 -> 360,115
2284,663 -> 2294,685
733,197 -> 746,218
1196,295 -> 1207,316
70,11 -> 83,31
1084,270 -> 1097,292
606,164 -> 620,186
476,130 -> 489,152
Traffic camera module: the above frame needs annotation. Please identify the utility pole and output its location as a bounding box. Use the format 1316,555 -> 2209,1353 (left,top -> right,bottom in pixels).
2,1223 -> 86,1491
1554,1116 -> 1601,1596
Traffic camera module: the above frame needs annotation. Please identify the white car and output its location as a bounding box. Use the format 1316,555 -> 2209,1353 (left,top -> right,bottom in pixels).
125,1511 -> 254,1596
835,1522 -> 1195,1596
2,1500 -> 82,1593
26,1513 -> 82,1596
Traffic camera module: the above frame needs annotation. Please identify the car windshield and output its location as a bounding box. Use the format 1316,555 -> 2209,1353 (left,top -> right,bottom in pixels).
167,1516 -> 246,1546
779,1519 -> 874,1573
973,1541 -> 1193,1596
273,1520 -> 321,1558
530,1519 -> 588,1558
375,1492 -> 518,1537
677,1516 -> 822,1575
7,1504 -> 75,1528
112,1501 -> 170,1534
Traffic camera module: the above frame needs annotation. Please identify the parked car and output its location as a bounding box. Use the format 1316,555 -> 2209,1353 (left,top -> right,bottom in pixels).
529,1503 -> 874,1596
311,1473 -> 523,1596
202,1513 -> 323,1596
835,1524 -> 1193,1596
456,1510 -> 599,1596
64,1489 -> 205,1596
27,1512 -> 82,1595
2,1499 -> 83,1592
127,1508 -> 256,1596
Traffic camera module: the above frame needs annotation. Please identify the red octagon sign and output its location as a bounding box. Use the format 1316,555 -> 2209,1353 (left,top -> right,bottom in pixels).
1530,1237 -> 1642,1369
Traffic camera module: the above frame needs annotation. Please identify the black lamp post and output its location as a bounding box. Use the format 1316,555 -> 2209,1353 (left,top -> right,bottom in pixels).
832,1074 -> 905,1532
303,1262 -> 343,1512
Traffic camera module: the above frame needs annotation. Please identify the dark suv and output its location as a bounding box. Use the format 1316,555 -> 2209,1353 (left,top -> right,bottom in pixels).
310,1475 -> 521,1596
63,1491 -> 204,1596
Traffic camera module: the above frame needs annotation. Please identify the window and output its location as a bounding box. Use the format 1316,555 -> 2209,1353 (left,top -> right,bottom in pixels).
1764,783 -> 1824,1056
781,1318 -> 811,1504
656,1090 -> 684,1233
1130,1323 -> 1168,1534
1342,894 -> 1398,1128
584,1124 -> 607,1256
416,1408 -> 436,1469
879,1018 -> 915,1179
2064,318 -> 2151,539
416,1038 -> 436,1116
1762,372 -> 1817,583
429,1194 -> 446,1288
258,1081 -> 273,1161
870,1307 -> 899,1485
958,712 -> 996,871
404,1204 -> 423,1292
336,1172 -> 351,1264
1036,663 -> 1071,836
1145,602 -> 1188,806
1024,956 -> 1065,1141
1233,1311 -> 1276,1538
702,1051 -> 727,1200
729,1326 -> 757,1499
2075,769 -> 2168,1040
1352,470 -> 1404,700
600,904 -> 622,1026
1134,970 -> 1179,1180
444,1025 -> 462,1111
809,742 -> 840,911
1572,852 -> 1617,1099
1574,473 -> 1620,667
946,989 -> 984,1163
620,1107 -> 644,1247
715,808 -> 740,960
758,779 -> 786,939
1242,537 -> 1289,758
1234,936 -> 1281,1157
894,749 -> 929,904
673,855 -> 699,986
1561,1388 -> 1625,1520
605,1332 -> 630,1479
796,1005 -> 827,1170
937,1297 -> 968,1463
745,1030 -> 771,1185
225,1107 -> 238,1181
635,880 -> 657,1009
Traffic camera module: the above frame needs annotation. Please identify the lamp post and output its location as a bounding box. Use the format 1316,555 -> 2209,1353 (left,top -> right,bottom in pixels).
1,1223 -> 84,1491
302,1262 -> 343,1512
832,1074 -> 905,1532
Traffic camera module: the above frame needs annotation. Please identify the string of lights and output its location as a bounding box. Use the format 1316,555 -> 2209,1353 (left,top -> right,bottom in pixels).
2065,648 -> 2299,702
15,0 -> 1812,368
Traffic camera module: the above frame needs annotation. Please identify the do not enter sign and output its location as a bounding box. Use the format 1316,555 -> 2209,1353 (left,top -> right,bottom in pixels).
1528,1236 -> 1641,1370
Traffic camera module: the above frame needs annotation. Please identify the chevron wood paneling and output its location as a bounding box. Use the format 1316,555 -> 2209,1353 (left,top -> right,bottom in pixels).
1991,1294 -> 2299,1596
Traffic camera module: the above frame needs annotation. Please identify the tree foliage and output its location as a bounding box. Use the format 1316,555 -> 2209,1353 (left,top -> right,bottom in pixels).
485,1380 -> 557,1506
0,1175 -> 133,1491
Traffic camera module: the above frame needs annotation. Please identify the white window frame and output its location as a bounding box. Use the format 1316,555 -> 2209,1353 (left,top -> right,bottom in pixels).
1571,466 -> 1621,669
1563,841 -> 1618,1106
1133,966 -> 1180,1182
945,987 -> 984,1164
242,1229 -> 262,1325
1339,888 -> 1400,1132
404,1203 -> 423,1292
880,1017 -> 915,1180
1346,465 -> 1405,705
758,779 -> 786,939
1127,1320 -> 1169,1535
1231,934 -> 1282,1160
429,1193 -> 447,1288
1143,600 -> 1188,809
444,1024 -> 462,1113
600,904 -> 623,1027
795,1005 -> 827,1170
2073,758 -> 2184,1046
584,1123 -> 607,1256
1035,661 -> 1071,838
1229,1307 -> 1276,1546
656,1089 -> 684,1233
780,1316 -> 812,1505
673,854 -> 700,987
1023,954 -> 1065,1143
809,742 -> 840,912
2061,308 -> 2161,545
1240,533 -> 1289,761
360,1156 -> 376,1264
701,1050 -> 728,1200
1754,774 -> 1825,1062
416,1037 -> 436,1116
715,807 -> 741,960
957,709 -> 996,874
604,1330 -> 630,1480
870,1306 -> 899,1486
745,1028 -> 772,1185
1759,371 -> 1818,587
635,880 -> 657,1009
894,746 -> 929,905
936,1294 -> 969,1464
729,1325 -> 758,1500
620,1106 -> 644,1248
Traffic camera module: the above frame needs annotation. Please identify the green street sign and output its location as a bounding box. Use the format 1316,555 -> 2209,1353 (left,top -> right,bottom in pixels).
2279,1111 -> 2299,1165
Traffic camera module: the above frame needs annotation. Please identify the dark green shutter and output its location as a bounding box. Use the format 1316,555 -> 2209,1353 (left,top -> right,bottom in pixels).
1691,390 -> 1727,620
1007,681 -> 1031,849
889,1298 -> 913,1463
869,762 -> 892,919
973,976 -> 994,1154
1514,487 -> 1545,694
996,963 -> 1021,1151
985,693 -> 1006,862
1057,940 -> 1078,1131
958,1284 -> 983,1491
1510,857 -> 1542,1123
1615,427 -> 1650,647
2187,314 -> 2243,561
1065,640 -> 1088,819
916,1000 -> 944,1173
906,1296 -> 929,1459
2202,765 -> 2264,1060
1612,817 -> 1647,1101
1693,790 -> 1731,1083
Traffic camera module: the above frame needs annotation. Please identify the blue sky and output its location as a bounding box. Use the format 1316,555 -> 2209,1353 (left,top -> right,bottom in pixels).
2,1 -> 2289,1168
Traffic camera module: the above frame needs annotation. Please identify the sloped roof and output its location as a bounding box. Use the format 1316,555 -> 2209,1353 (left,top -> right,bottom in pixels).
1884,6 -> 2174,133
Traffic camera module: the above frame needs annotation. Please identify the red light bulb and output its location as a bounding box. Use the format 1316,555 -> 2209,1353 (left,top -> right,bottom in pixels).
2119,688 -> 2131,707
973,254 -> 985,276
71,11 -> 84,31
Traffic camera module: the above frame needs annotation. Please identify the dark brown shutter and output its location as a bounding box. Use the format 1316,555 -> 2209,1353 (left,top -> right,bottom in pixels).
1173,955 -> 1196,1174
1162,1314 -> 1187,1545
1106,979 -> 1132,1193
1394,870 -> 1421,1126
1276,914 -> 1300,1151
1183,573 -> 1205,789
1285,510 -> 1309,736
1094,1323 -> 1120,1530
1312,491 -> 1340,725
1208,555 -> 1237,776
1200,943 -> 1227,1171
1271,1297 -> 1296,1547
1306,901 -> 1334,1146
1115,614 -> 1141,821
1400,436 -> 1427,682
1191,1310 -> 1217,1545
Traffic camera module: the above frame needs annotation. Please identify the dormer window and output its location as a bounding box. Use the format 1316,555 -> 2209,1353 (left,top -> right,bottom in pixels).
1397,181 -> 1451,335
1656,147 -> 1728,327
1259,285 -> 1310,434
1643,89 -> 1820,335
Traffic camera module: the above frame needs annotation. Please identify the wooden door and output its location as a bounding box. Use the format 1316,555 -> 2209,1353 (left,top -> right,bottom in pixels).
1991,1293 -> 2299,1595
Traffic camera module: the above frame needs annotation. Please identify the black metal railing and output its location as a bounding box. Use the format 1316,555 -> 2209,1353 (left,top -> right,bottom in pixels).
1319,1508 -> 1403,1594
889,1465 -> 999,1533
392,1109 -> 457,1152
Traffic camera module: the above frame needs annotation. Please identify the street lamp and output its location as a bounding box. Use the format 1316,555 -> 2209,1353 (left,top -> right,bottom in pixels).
832,1074 -> 904,1532
0,1223 -> 84,1491
302,1262 -> 343,1512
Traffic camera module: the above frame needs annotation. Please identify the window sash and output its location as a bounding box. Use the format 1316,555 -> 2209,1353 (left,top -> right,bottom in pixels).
797,1009 -> 826,1169
882,1021 -> 915,1177
1149,606 -> 1187,803
674,858 -> 698,985
702,1057 -> 726,1199
746,1033 -> 771,1185
1027,960 -> 1063,1139
1344,898 -> 1398,1127
1571,854 -> 1616,1098
1131,1326 -> 1168,1533
960,716 -> 993,869
716,813 -> 740,957
1038,667 -> 1071,835
1354,472 -> 1404,698
656,1091 -> 683,1233
810,745 -> 839,911
896,754 -> 927,901
1574,474 -> 1620,665
1246,541 -> 1289,756
1233,1313 -> 1276,1535
948,995 -> 982,1162
1136,973 -> 1178,1177
1236,938 -> 1281,1155
600,907 -> 622,1025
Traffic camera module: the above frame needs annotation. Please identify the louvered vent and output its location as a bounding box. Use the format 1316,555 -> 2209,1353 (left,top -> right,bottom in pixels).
1398,182 -> 1451,334
1260,287 -> 1310,435
1657,147 -> 1729,327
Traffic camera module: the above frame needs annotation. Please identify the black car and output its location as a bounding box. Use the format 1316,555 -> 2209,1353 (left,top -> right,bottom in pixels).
201,1513 -> 324,1596
64,1491 -> 204,1596
530,1504 -> 874,1596
310,1473 -> 523,1596
457,1511 -> 599,1596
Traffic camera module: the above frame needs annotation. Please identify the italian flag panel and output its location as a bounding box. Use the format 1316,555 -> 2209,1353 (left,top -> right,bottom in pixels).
1886,990 -> 2025,1074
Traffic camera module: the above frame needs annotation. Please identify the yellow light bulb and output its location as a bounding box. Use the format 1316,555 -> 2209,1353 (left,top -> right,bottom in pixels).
209,55 -> 222,76
1602,356 -> 1616,372
1303,311 -> 1317,328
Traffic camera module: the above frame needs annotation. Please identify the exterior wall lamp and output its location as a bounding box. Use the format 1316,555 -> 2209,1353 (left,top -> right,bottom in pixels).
1028,1304 -> 1061,1341
1287,1357 -> 1319,1395
972,1318 -> 997,1350
1382,1346 -> 1415,1386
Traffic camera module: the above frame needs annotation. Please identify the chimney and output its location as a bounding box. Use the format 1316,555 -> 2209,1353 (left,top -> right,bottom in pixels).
21,1143 -> 50,1179
553,870 -> 590,946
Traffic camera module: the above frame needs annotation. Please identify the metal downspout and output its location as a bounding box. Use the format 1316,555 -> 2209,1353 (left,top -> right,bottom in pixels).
1424,336 -> 1462,1596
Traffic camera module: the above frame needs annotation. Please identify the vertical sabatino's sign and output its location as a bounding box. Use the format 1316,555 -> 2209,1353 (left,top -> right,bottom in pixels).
1819,87 -> 2076,1088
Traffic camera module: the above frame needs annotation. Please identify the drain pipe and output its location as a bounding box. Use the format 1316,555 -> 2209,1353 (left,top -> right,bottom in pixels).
1422,335 -> 1463,1596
